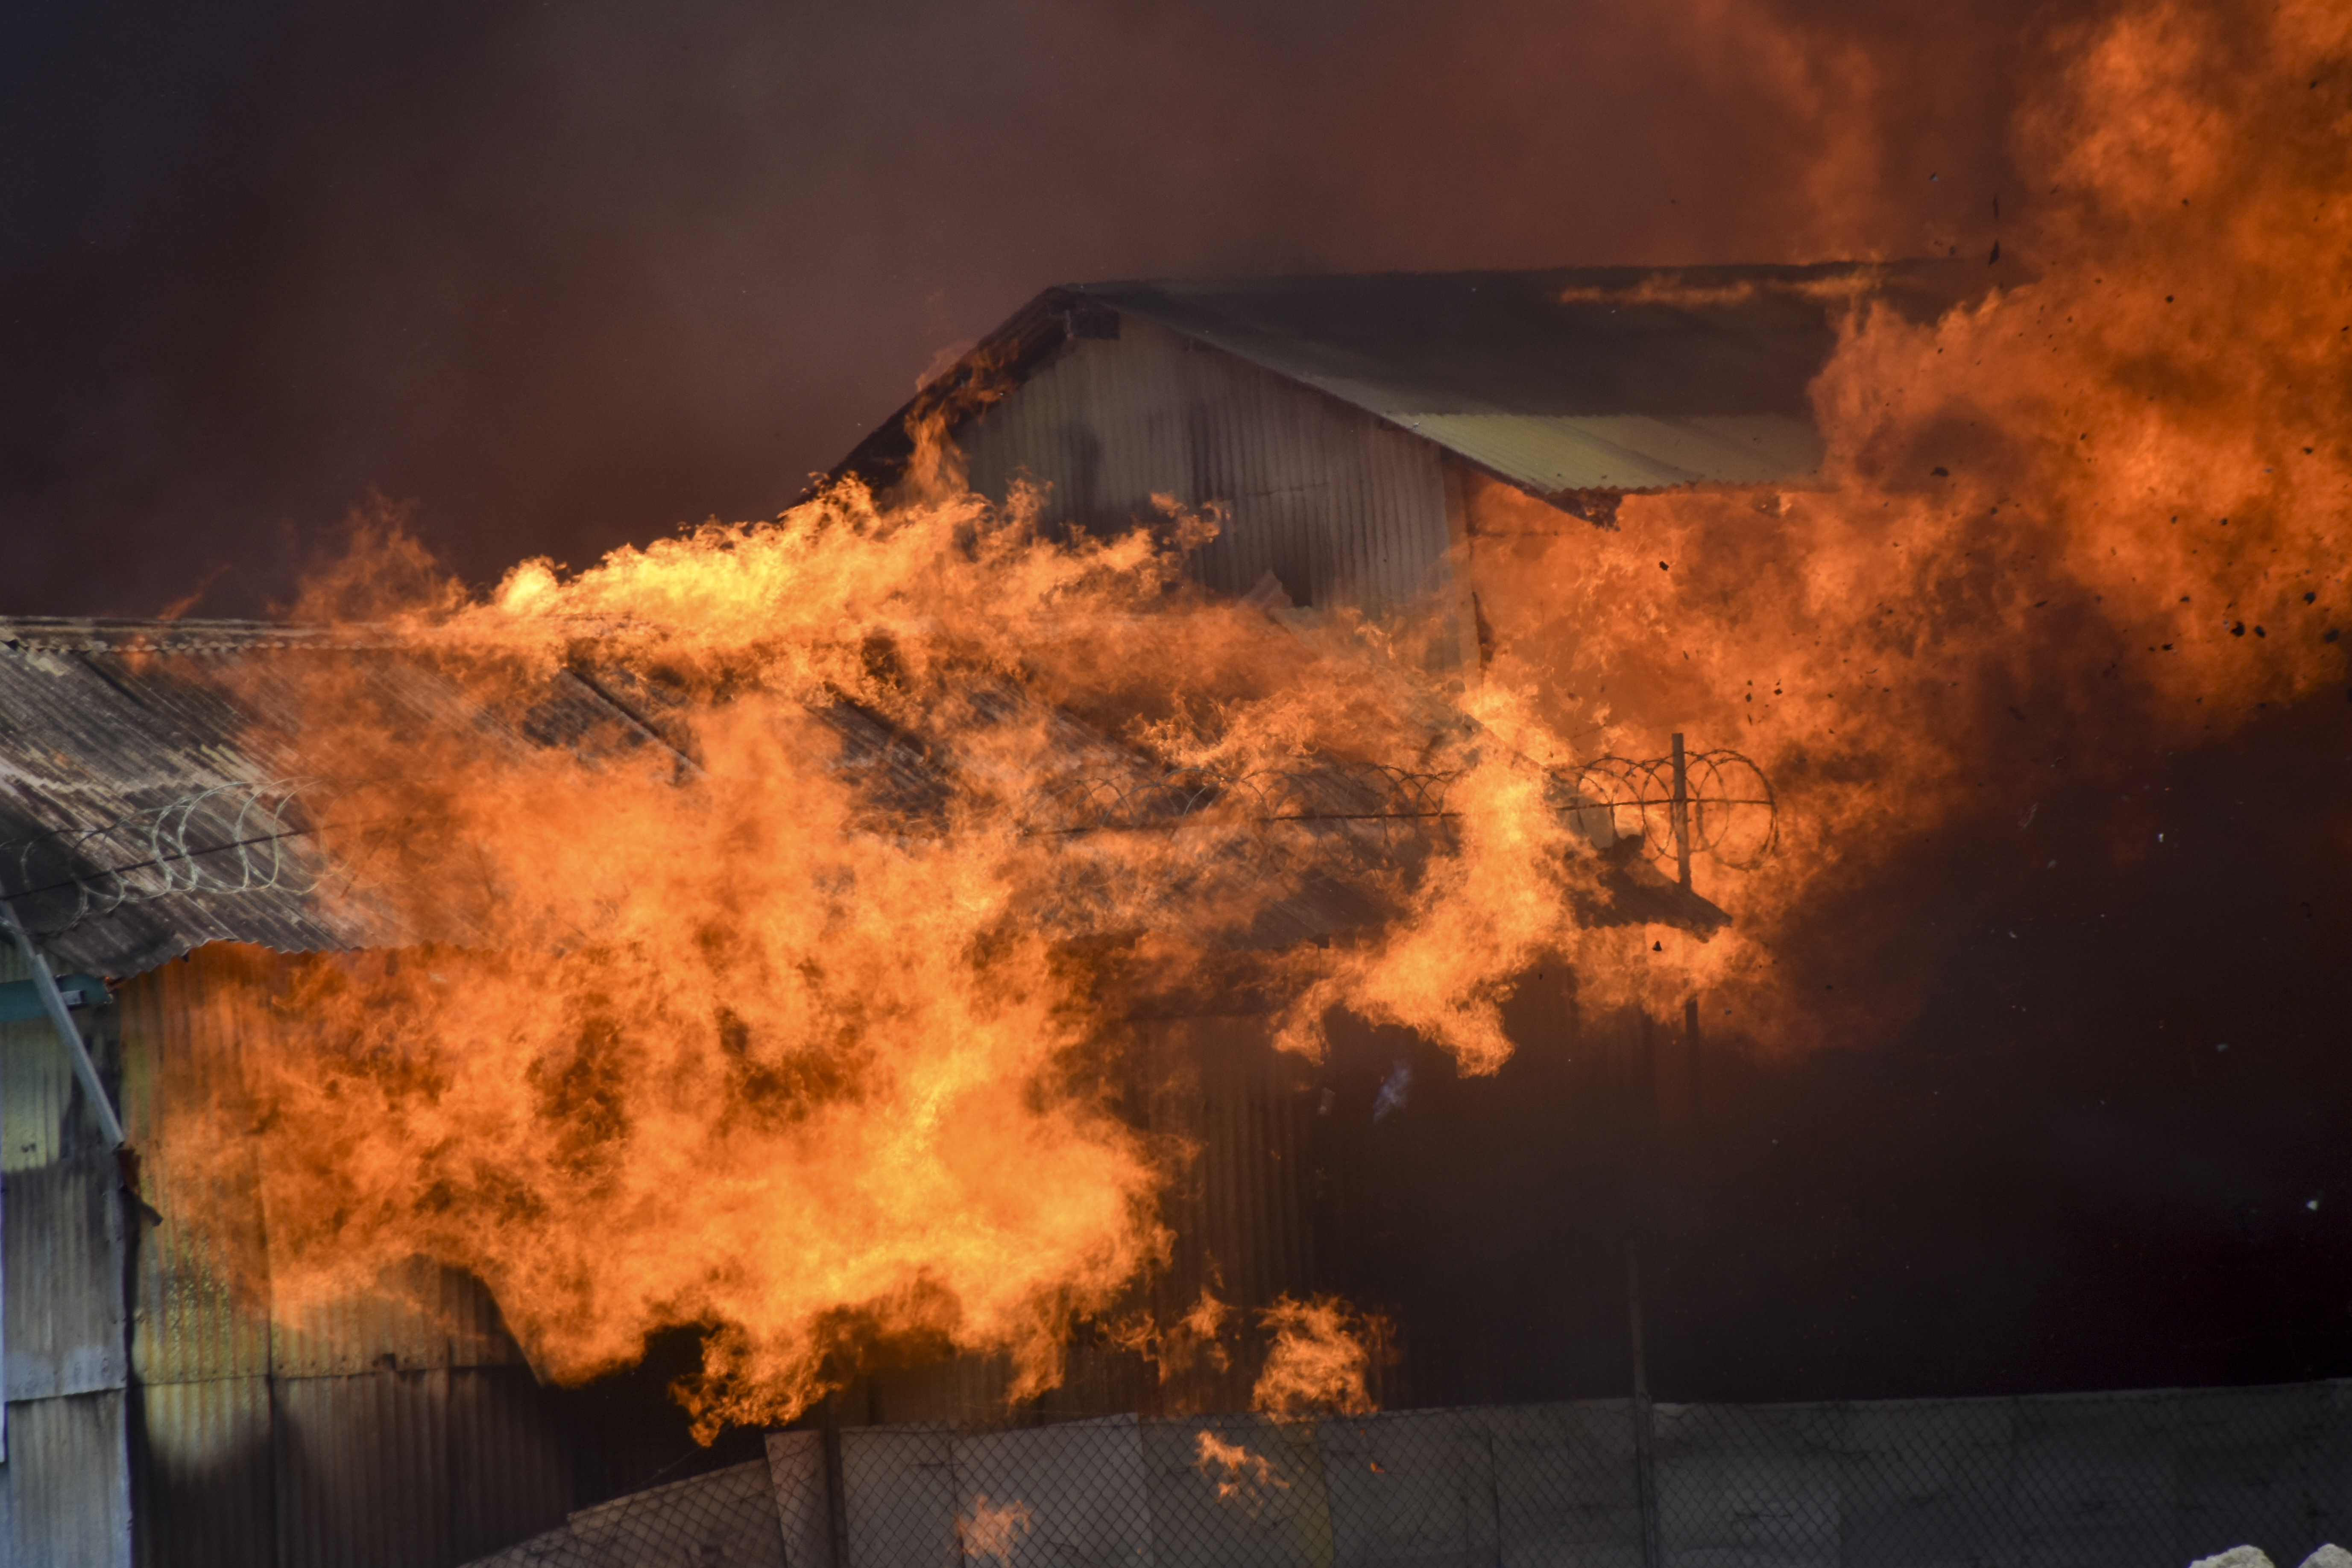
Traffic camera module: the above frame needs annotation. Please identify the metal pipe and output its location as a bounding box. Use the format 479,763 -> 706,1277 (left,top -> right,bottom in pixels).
0,899 -> 124,1150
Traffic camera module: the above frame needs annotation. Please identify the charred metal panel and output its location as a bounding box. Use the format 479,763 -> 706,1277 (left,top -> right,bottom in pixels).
448,1364 -> 577,1562
1072,268 -> 1869,497
957,319 -> 1460,629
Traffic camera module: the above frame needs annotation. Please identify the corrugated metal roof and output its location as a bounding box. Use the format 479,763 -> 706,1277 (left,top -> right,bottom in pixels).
839,261 -> 2007,508
0,618 -> 1728,981
1075,266 -> 1849,494
0,619 -> 678,977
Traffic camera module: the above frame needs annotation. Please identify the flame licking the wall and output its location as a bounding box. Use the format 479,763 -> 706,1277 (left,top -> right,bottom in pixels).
167,0 -> 2351,1439
200,477 -> 1582,1440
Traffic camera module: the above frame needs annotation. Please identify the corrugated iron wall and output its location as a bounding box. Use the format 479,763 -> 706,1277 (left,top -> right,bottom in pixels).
1,938 -> 133,1568
958,318 -> 1463,635
116,944 -> 576,1568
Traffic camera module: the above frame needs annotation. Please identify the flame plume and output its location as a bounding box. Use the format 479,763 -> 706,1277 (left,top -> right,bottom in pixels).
166,0 -> 2352,1438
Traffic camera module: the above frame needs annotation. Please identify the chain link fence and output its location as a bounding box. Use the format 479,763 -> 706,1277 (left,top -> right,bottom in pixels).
466,1381 -> 2352,1568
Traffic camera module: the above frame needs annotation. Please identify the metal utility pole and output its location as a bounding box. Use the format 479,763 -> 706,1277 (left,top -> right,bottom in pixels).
1626,1244 -> 1662,1568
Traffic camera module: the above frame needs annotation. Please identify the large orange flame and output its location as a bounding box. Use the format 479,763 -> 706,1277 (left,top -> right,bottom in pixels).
1467,0 -> 2352,1041
165,0 -> 2351,1440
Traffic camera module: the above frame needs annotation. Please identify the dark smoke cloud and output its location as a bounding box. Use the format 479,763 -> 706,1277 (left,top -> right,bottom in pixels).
3,0 -> 2068,617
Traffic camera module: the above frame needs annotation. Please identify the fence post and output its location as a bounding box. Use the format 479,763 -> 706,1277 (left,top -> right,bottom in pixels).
1667,733 -> 1692,892
822,1390 -> 852,1568
1627,1245 -> 1661,1568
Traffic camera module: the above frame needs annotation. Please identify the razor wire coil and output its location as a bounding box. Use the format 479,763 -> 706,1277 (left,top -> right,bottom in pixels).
0,749 -> 1774,939
0,778 -> 331,936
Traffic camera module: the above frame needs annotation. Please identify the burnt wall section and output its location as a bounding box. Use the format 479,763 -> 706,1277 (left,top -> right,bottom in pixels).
955,318 -> 1463,639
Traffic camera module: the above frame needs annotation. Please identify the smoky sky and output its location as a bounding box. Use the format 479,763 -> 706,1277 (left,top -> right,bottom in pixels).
2,0 -> 2079,619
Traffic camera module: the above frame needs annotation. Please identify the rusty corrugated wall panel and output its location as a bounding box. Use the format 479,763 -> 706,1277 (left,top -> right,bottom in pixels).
120,947 -> 273,1388
2,937 -> 133,1566
448,1364 -> 577,1561
275,1365 -> 456,1567
0,1389 -> 132,1566
958,319 -> 1459,629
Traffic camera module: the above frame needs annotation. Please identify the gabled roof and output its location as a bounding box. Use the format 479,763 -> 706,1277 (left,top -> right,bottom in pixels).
837,261 -> 2006,505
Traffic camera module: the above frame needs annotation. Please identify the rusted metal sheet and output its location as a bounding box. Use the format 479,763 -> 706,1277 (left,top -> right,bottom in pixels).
0,1389 -> 131,1568
130,1366 -> 574,1568
1,935 -> 131,1563
110,946 -> 574,1567
271,1365 -> 457,1568
448,1365 -> 577,1562
120,947 -> 273,1387
3,1151 -> 127,1401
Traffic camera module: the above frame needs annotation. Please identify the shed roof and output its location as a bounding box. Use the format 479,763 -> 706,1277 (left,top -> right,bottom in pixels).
0,618 -> 1725,977
838,260 -> 2006,506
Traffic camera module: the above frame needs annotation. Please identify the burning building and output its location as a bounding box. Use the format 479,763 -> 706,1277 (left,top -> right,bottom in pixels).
0,252 -> 2346,1568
